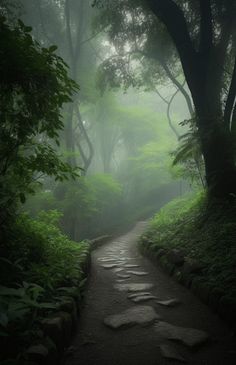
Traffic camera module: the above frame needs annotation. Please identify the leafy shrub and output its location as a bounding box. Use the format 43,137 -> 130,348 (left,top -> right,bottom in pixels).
0,211 -> 90,362
25,174 -> 124,240
0,16 -> 78,225
142,192 -> 236,297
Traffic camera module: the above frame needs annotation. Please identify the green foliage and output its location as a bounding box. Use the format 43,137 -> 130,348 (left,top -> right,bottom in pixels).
93,0 -> 180,95
54,174 -> 123,239
0,210 -> 90,361
142,192 -> 236,298
171,118 -> 205,187
0,16 -> 79,221
1,210 -> 89,288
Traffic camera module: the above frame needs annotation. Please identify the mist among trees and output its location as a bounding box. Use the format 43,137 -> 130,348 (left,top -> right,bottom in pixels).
1,1 -> 236,364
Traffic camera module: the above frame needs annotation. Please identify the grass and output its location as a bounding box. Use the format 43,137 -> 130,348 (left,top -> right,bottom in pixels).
140,191 -> 236,298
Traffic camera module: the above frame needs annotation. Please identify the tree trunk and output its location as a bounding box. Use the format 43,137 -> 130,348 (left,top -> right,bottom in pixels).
147,0 -> 236,197
195,93 -> 236,197
65,104 -> 77,167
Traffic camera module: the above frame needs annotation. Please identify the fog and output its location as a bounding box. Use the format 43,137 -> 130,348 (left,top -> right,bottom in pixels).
13,0 -> 195,240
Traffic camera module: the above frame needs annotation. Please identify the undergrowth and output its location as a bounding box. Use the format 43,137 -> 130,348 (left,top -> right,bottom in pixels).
0,210 -> 90,363
142,192 -> 236,298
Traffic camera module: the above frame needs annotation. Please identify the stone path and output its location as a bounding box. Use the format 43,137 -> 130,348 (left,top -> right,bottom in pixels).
64,222 -> 236,365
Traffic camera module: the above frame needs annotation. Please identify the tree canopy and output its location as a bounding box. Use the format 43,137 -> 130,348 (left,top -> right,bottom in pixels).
0,16 -> 78,223
94,0 -> 236,197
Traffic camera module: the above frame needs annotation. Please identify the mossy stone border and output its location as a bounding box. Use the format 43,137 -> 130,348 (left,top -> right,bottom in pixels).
139,239 -> 236,333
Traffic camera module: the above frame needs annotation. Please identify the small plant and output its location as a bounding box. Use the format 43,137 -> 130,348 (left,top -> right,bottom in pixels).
0,210 -> 90,362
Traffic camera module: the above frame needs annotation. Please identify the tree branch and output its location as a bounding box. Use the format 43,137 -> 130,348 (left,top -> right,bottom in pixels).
65,0 -> 74,65
74,0 -> 86,64
167,87 -> 180,139
160,60 -> 194,116
79,26 -> 106,47
199,0 -> 213,53
75,105 -> 94,174
37,0 -> 55,45
147,0 -> 196,60
224,54 -> 236,129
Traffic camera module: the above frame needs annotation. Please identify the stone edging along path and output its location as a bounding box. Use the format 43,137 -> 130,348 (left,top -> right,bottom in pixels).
139,237 -> 236,333
26,236 -> 111,365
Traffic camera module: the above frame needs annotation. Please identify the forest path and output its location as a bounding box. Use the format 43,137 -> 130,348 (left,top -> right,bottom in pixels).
64,222 -> 236,365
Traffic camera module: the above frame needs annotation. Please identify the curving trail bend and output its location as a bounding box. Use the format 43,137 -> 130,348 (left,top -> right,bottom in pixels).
64,222 -> 236,365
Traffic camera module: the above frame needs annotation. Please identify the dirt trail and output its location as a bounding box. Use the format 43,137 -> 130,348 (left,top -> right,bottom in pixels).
64,222 -> 236,365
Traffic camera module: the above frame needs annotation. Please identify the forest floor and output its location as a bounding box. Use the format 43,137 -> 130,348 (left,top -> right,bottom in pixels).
63,222 -> 236,365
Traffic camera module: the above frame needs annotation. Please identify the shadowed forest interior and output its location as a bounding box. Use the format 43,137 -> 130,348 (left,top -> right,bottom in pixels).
1,1 -> 236,364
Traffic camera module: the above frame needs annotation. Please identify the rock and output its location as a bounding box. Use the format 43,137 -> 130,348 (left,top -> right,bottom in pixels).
42,312 -> 73,349
124,264 -> 140,268
179,272 -> 194,288
26,344 -> 48,363
101,263 -> 118,269
127,270 -> 148,276
159,256 -> 175,275
156,298 -> 181,307
116,273 -> 131,279
114,283 -> 154,292
159,344 -> 186,362
156,248 -> 167,258
64,345 -> 77,357
90,235 -> 112,246
167,249 -> 185,266
154,321 -> 209,348
172,270 -> 183,282
99,258 -> 118,262
127,292 -> 154,299
130,295 -> 157,303
58,297 -> 77,326
41,316 -> 63,349
117,259 -> 127,263
104,306 -> 160,329
57,311 -> 73,346
113,267 -> 124,273
182,258 -> 204,275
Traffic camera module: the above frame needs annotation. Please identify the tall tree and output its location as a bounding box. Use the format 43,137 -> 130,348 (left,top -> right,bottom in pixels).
21,0 -> 96,173
146,0 -> 236,196
94,0 -> 236,197
0,17 -> 78,224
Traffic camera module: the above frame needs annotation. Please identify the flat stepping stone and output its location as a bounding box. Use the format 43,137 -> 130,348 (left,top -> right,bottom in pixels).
160,344 -> 186,362
127,270 -> 148,276
156,298 -> 181,307
127,292 -> 154,299
104,306 -> 160,329
101,263 -> 118,269
114,283 -> 154,292
124,264 -> 140,268
117,273 -> 131,279
116,260 -> 127,265
130,295 -> 157,303
154,321 -> 209,348
113,268 -> 124,273
99,259 -> 118,263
